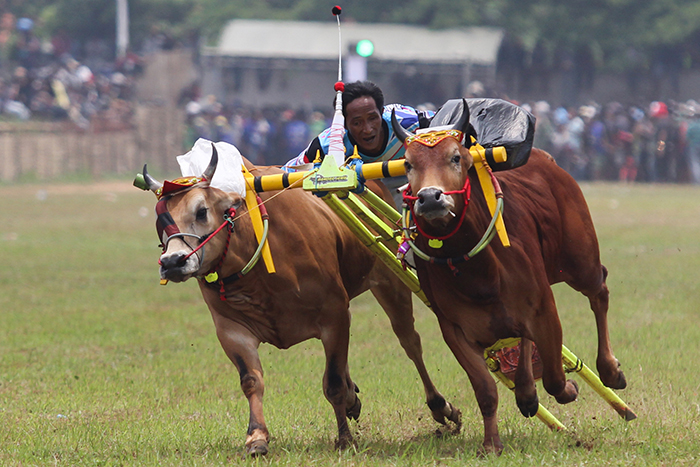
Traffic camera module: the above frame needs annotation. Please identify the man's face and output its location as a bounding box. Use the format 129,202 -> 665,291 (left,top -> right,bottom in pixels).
346,96 -> 384,154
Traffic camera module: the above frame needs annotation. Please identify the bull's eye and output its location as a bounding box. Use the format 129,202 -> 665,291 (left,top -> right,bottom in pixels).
451,154 -> 461,165
404,160 -> 413,172
196,207 -> 208,222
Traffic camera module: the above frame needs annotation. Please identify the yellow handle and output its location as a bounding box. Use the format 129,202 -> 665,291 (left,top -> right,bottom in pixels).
470,144 -> 510,247
249,150 -> 505,191
359,160 -> 406,180
242,167 -> 276,274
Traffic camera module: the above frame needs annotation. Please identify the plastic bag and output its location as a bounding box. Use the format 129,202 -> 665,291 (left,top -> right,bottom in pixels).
431,98 -> 536,171
177,138 -> 246,196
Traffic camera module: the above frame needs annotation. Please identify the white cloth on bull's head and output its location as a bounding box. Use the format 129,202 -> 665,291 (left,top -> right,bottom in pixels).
177,138 -> 246,196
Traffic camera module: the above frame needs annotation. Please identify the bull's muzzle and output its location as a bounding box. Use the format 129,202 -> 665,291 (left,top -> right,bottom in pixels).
414,187 -> 455,221
159,248 -> 200,282
160,251 -> 187,269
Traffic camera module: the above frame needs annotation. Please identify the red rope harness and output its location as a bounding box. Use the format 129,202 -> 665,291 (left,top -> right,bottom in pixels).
402,176 -> 471,241
182,207 -> 236,263
204,196 -> 268,301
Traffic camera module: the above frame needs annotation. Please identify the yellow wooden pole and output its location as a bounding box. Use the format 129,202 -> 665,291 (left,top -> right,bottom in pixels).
484,339 -> 565,431
488,364 -> 567,431
342,192 -> 397,242
322,193 -> 432,309
561,345 -> 637,421
356,186 -> 402,224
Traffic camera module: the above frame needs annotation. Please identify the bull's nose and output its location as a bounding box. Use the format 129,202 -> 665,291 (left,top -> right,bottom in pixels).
417,187 -> 444,211
160,252 -> 187,269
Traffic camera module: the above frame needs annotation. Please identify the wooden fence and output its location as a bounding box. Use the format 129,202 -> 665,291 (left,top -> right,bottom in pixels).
0,105 -> 184,182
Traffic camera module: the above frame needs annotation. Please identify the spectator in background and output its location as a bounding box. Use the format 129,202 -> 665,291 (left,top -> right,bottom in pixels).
566,106 -> 586,180
685,103 -> 700,184
532,101 -> 554,155
50,29 -> 72,58
630,106 -> 655,182
649,101 -> 677,182
550,106 -> 572,172
308,111 -> 328,139
280,109 -> 309,165
600,102 -> 628,181
576,105 -> 597,180
585,106 -> 608,180
0,12 -> 16,67
15,17 -> 41,69
11,65 -> 31,106
213,115 -> 235,145
244,109 -> 271,165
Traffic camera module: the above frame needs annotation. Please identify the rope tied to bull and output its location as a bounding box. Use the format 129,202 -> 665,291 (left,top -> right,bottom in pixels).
398,166 -> 504,276
183,207 -> 236,264
401,174 -> 472,242
200,196 -> 272,301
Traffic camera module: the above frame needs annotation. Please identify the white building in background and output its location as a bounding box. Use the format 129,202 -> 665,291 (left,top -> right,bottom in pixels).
200,19 -> 503,110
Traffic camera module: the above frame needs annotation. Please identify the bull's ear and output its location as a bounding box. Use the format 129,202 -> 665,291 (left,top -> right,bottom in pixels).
230,192 -> 244,210
218,191 -> 244,214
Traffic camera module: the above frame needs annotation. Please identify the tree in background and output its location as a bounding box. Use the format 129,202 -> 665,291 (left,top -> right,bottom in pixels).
3,0 -> 196,59
6,0 -> 700,75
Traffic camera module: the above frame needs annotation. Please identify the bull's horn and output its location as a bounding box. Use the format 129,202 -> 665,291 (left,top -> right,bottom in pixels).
452,98 -> 470,134
142,164 -> 163,192
391,109 -> 414,143
202,143 -> 219,181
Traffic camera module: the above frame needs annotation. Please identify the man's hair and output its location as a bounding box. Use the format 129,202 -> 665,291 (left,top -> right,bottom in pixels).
335,80 -> 384,116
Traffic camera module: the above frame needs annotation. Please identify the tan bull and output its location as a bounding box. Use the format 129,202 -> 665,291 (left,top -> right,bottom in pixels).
141,146 -> 461,456
391,100 -> 628,455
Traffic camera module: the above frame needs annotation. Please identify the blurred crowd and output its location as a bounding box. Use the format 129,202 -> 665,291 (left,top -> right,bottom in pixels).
182,93 -> 330,167
0,12 -> 141,129
526,99 -> 700,184
182,91 -> 700,185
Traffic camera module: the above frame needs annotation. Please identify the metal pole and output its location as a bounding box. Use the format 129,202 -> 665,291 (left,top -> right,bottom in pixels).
116,0 -> 129,58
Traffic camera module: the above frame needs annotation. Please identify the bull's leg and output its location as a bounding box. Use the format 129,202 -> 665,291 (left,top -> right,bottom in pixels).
586,267 -> 627,389
513,338 -> 539,418
530,295 -> 579,405
320,312 -> 359,450
437,319 -> 502,456
369,274 -> 462,430
210,312 -> 269,456
560,200 -> 628,390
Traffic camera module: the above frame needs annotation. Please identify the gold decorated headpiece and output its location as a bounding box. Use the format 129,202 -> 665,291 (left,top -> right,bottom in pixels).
404,129 -> 463,147
156,176 -> 205,199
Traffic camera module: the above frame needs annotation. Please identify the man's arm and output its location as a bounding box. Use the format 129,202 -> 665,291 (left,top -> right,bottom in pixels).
283,134 -> 329,170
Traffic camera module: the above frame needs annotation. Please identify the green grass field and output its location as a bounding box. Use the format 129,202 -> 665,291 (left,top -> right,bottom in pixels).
1,180 -> 699,466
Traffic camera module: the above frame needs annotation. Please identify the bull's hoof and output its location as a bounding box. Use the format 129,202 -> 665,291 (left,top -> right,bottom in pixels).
245,439 -> 269,457
517,394 -> 539,418
555,379 -> 579,404
346,394 -> 362,421
431,401 -> 462,434
335,434 -> 355,450
599,360 -> 627,390
446,403 -> 462,431
477,440 -> 504,457
606,369 -> 627,390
